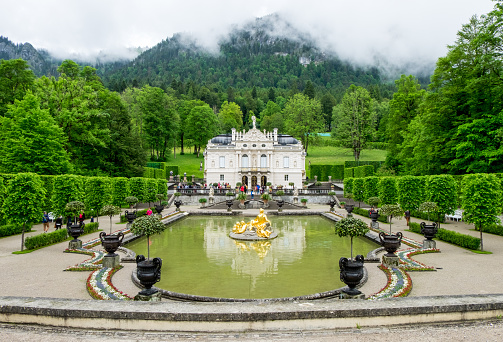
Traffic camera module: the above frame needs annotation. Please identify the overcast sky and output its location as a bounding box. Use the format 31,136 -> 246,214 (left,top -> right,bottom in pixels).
0,0 -> 496,67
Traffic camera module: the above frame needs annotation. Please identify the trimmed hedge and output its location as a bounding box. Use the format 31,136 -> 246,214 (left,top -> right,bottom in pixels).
143,167 -> 156,178
344,161 -> 384,173
24,222 -> 100,250
352,207 -> 388,223
481,224 -> 503,236
310,164 -> 345,181
344,167 -> 354,179
354,165 -> 374,178
25,229 -> 68,250
165,166 -> 179,177
146,162 -> 166,169
0,224 -> 33,238
409,222 -> 481,250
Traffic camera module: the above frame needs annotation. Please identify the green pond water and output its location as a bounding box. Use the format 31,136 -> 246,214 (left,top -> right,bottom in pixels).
126,215 -> 378,299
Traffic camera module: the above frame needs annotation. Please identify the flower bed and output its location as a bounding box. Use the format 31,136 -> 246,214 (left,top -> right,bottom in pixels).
398,248 -> 439,271
87,266 -> 132,300
367,265 -> 412,300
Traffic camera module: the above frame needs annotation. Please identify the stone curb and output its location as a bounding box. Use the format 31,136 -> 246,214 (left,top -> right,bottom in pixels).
1,294 -> 503,332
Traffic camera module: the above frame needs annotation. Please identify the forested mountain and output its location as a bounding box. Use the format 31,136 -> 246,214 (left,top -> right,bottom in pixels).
102,14 -> 397,101
0,36 -> 57,76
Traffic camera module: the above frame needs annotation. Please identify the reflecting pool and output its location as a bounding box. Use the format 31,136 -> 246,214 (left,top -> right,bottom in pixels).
126,215 -> 378,299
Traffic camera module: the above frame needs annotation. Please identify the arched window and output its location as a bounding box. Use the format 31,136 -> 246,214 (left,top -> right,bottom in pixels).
260,154 -> 267,168
242,154 -> 249,167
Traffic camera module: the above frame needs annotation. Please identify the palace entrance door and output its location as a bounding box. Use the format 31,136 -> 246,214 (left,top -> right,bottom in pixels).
261,176 -> 267,188
251,176 -> 257,189
242,176 -> 248,188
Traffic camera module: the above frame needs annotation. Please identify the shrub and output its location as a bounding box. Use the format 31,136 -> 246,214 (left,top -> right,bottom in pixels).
344,161 -> 384,173
25,229 -> 68,250
484,224 -> 503,236
83,222 -> 100,235
275,190 -> 285,196
261,193 -> 271,201
237,193 -> 247,201
199,198 -> 207,203
0,224 -> 33,237
112,177 -> 128,207
310,164 -> 345,181
300,198 -> 308,203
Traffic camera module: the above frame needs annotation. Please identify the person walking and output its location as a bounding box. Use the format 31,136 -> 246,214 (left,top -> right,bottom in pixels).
42,212 -> 50,233
147,208 -> 153,216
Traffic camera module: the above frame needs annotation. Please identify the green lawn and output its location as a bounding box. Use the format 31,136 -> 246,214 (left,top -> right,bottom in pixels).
163,145 -> 387,179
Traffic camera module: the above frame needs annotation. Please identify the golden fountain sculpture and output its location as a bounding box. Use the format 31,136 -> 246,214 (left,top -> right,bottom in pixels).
229,208 -> 278,240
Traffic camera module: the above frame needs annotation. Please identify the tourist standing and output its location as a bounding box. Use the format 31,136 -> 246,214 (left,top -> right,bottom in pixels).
55,216 -> 63,230
42,211 -> 50,233
147,208 -> 153,216
404,209 -> 411,226
251,190 -> 254,199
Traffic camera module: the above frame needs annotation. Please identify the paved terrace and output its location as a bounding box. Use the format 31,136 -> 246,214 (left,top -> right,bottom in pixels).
1,203 -> 503,340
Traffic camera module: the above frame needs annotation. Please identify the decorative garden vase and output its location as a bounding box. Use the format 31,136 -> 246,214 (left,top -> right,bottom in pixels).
329,200 -> 336,211
99,232 -> 125,257
379,232 -> 403,257
420,222 -> 438,240
136,255 -> 162,295
67,223 -> 84,242
339,255 -> 365,295
154,204 -> 164,214
226,199 -> 234,211
125,210 -> 136,224
370,212 -> 379,222
277,199 -> 284,209
174,200 -> 182,211
345,204 -> 354,214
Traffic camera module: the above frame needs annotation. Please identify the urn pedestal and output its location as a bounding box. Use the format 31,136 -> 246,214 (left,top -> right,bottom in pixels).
329,200 -> 336,212
277,199 -> 284,212
226,199 -> 234,212
125,210 -> 136,229
379,232 -> 403,267
345,204 -> 354,218
421,222 -> 438,249
174,200 -> 182,212
67,223 -> 84,249
370,211 -> 380,230
100,232 -> 124,268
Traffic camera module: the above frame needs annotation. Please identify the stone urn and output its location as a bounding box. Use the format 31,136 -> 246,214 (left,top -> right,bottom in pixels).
339,255 -> 365,295
67,222 -> 84,242
370,211 -> 379,222
277,199 -> 284,212
379,232 -> 403,257
174,199 -> 182,211
125,210 -> 136,224
345,204 -> 354,214
420,222 -> 438,240
329,200 -> 336,212
226,199 -> 234,211
99,232 -> 125,257
136,255 -> 162,296
154,204 -> 164,215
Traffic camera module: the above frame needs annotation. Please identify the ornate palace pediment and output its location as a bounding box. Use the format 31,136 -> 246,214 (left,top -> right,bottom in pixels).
242,128 -> 268,142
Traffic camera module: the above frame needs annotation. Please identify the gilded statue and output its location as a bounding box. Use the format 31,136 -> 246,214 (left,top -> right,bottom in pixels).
231,208 -> 272,238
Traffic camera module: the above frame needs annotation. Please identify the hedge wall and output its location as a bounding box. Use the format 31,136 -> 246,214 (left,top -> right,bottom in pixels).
310,164 -> 345,181
354,165 -> 374,178
165,166 -> 179,177
0,223 -> 33,237
146,162 -> 166,169
344,161 -> 384,172
344,167 -> 354,179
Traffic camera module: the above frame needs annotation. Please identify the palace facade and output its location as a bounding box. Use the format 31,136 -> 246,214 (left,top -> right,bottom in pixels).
204,117 -> 306,189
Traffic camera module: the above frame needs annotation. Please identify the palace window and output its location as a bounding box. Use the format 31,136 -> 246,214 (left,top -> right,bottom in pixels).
242,154 -> 249,167
284,175 -> 289,181
260,154 -> 267,168
219,156 -> 225,168
283,157 -> 289,168
220,175 -> 225,181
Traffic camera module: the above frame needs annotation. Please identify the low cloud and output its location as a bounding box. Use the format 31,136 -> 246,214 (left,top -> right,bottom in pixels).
0,0 -> 495,73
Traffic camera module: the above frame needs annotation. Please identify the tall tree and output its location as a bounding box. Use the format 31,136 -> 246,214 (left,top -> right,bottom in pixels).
185,104 -> 219,157
303,80 -> 315,99
332,85 -> 377,161
177,99 -> 206,154
139,85 -> 179,160
283,93 -> 323,154
259,101 -> 283,132
386,75 -> 425,155
320,93 -> 336,131
0,59 -> 35,116
0,93 -> 71,174
218,101 -> 243,133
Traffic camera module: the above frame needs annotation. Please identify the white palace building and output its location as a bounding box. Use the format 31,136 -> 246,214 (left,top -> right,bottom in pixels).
204,116 -> 306,189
